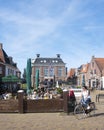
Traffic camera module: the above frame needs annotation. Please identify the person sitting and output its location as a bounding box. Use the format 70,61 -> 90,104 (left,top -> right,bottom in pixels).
80,86 -> 91,109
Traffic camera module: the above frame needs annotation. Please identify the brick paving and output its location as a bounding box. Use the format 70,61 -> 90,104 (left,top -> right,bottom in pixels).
0,90 -> 104,130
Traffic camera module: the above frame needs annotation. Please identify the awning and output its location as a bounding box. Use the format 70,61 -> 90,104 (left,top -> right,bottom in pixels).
1,75 -> 21,83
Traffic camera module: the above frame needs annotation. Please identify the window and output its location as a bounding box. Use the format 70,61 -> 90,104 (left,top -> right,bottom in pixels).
58,68 -> 62,76
44,68 -> 48,76
94,69 -> 96,74
8,68 -> 14,75
90,70 -> 93,75
92,81 -> 95,87
44,60 -> 46,63
49,67 -> 54,77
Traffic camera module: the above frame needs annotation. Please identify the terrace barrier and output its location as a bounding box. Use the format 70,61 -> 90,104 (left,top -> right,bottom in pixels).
0,90 -> 74,114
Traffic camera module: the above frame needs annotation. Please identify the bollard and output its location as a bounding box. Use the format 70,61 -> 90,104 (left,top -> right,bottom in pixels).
63,91 -> 69,114
18,90 -> 24,113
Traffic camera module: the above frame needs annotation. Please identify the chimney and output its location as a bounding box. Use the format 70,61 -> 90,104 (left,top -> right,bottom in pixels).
36,54 -> 40,58
0,43 -> 3,49
57,54 -> 60,58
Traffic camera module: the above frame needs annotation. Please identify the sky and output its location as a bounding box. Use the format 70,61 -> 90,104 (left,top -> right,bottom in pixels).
0,0 -> 104,75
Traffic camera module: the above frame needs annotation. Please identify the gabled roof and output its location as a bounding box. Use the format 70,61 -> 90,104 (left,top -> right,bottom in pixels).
94,58 -> 104,72
33,57 -> 65,65
0,44 -> 18,68
2,50 -> 10,64
80,63 -> 89,73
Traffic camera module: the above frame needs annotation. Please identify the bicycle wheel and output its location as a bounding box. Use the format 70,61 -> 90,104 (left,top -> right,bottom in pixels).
74,104 -> 86,120
88,102 -> 96,117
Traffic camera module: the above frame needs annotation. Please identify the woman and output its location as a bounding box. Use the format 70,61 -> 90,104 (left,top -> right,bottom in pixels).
81,86 -> 91,109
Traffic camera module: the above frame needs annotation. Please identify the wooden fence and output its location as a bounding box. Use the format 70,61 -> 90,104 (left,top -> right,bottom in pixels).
0,91 -> 72,114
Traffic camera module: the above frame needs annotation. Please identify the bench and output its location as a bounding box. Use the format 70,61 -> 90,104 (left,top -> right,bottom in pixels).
96,94 -> 104,102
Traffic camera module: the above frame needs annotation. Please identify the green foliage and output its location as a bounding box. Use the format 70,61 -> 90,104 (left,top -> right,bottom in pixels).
77,86 -> 81,88
22,68 -> 26,79
56,87 -> 63,94
21,83 -> 27,89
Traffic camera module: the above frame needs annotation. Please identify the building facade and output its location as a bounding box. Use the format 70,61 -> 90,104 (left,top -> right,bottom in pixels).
87,56 -> 104,89
31,54 -> 67,87
67,68 -> 77,85
75,56 -> 104,89
77,63 -> 89,87
0,43 -> 21,78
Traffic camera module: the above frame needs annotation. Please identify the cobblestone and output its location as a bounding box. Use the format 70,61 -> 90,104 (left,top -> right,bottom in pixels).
0,90 -> 103,130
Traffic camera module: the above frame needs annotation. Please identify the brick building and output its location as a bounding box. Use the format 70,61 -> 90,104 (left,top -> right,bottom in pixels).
0,43 -> 21,78
31,54 -> 67,88
87,56 -> 104,89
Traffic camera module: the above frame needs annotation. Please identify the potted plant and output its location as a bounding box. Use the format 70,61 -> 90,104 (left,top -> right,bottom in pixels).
56,87 -> 63,98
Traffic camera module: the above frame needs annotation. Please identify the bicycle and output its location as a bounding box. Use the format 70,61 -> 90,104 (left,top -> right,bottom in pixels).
74,101 -> 96,120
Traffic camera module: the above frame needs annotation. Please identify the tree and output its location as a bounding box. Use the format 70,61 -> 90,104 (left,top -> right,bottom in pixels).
22,68 -> 26,79
21,68 -> 27,84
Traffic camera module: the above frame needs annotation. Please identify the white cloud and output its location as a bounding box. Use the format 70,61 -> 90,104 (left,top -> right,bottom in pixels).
0,0 -> 104,74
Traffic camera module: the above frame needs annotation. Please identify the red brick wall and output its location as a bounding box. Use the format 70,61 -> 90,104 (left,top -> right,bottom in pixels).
0,64 -> 5,76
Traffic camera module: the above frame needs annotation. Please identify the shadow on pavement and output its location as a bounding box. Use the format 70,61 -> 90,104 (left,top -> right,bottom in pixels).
94,113 -> 104,117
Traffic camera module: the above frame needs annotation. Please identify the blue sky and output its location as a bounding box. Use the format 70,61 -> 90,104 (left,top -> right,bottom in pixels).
0,0 -> 104,75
